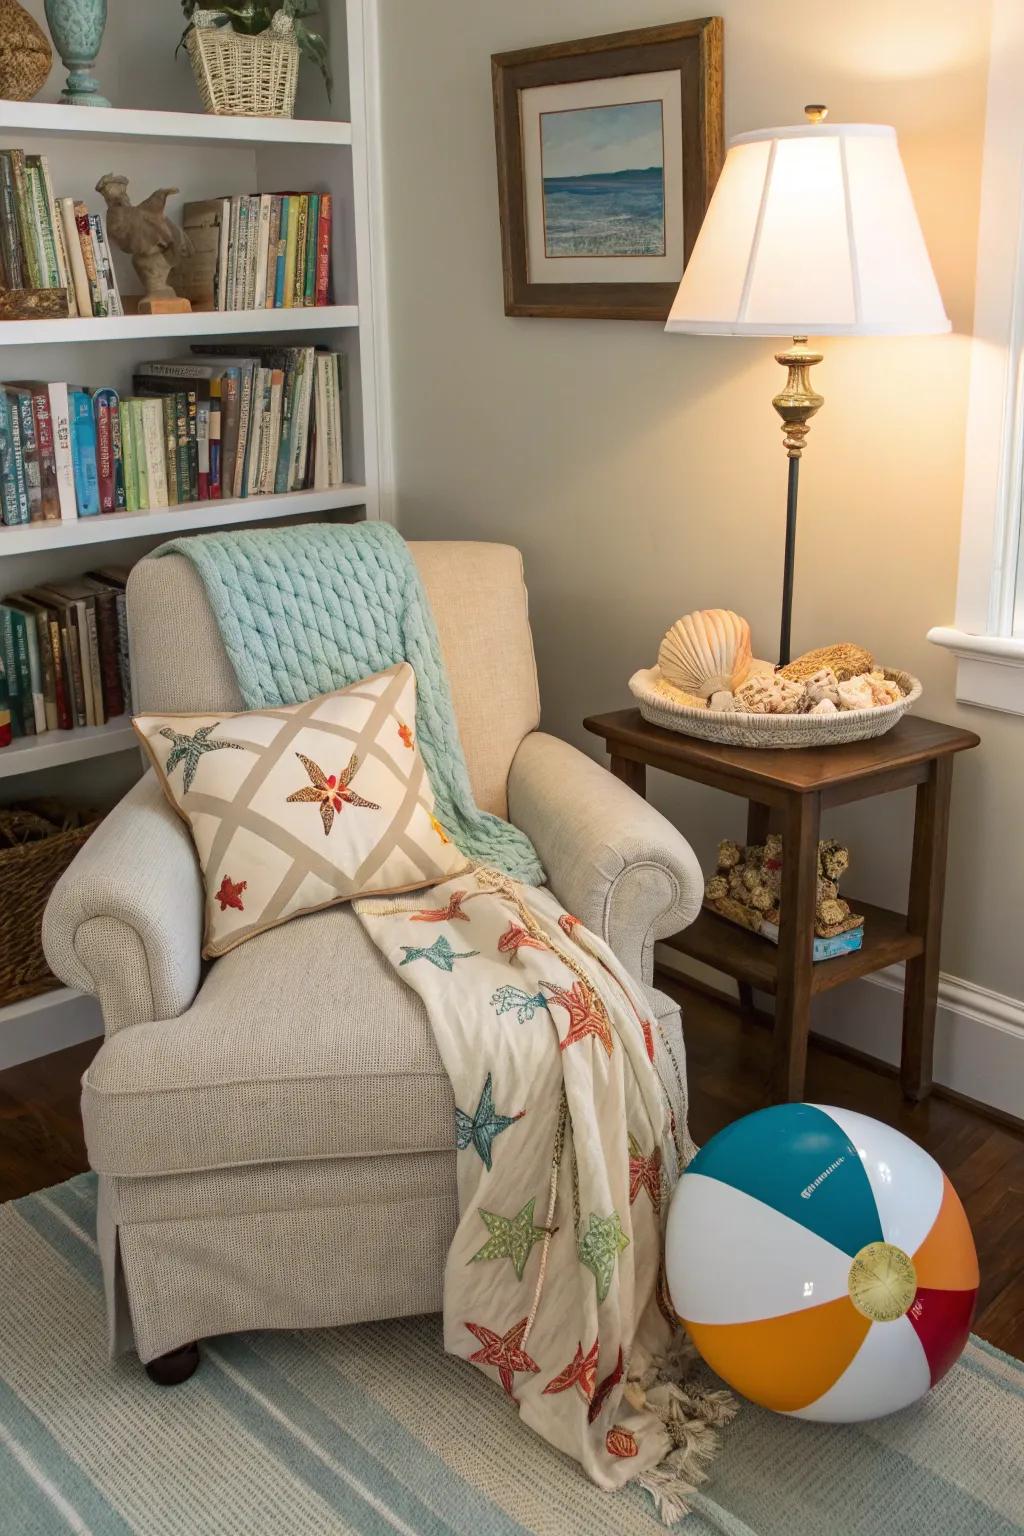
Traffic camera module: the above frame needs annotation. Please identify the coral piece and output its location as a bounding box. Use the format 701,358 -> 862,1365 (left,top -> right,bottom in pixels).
864,670 -> 904,706
734,673 -> 805,715
652,675 -> 708,710
708,689 -> 739,712
705,833 -> 862,939
809,697 -> 839,716
837,676 -> 876,711
819,839 -> 850,882
794,667 -> 840,713
780,643 -> 874,683
657,609 -> 753,698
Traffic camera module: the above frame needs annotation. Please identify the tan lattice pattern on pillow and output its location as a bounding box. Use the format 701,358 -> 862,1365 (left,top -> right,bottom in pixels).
133,663 -> 469,957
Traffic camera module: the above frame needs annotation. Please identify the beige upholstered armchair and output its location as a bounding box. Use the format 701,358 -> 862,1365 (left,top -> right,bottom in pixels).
43,540 -> 703,1382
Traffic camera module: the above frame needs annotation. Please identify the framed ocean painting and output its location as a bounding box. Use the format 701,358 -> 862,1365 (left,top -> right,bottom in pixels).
492,19 -> 723,319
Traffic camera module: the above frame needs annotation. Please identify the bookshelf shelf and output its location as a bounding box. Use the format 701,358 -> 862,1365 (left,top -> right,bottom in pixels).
0,486 -> 368,553
0,304 -> 359,348
0,101 -> 352,150
0,718 -> 138,778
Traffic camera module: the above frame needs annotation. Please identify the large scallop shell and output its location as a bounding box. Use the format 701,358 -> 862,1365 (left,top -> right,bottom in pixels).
657,609 -> 752,698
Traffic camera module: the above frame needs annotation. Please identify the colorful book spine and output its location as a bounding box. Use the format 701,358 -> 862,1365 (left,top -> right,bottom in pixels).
291,195 -> 308,308
197,399 -> 210,500
208,377 -> 222,498
185,389 -> 199,501
130,400 -> 149,509
0,153 -> 25,290
303,193 -> 319,307
274,196 -> 289,308
69,390 -> 100,516
4,389 -> 29,524
265,196 -> 281,308
27,385 -> 60,520
26,160 -> 59,288
282,198 -> 299,309
92,217 -> 123,316
161,395 -> 179,506
74,202 -> 105,316
119,401 -> 139,512
0,607 -> 24,737
12,388 -> 42,522
108,393 -> 127,510
50,200 -> 78,316
47,382 -> 77,521
253,194 -> 272,312
174,392 -> 189,503
60,198 -> 92,317
94,389 -> 115,512
9,150 -> 41,288
315,193 -> 331,306
141,399 -> 168,509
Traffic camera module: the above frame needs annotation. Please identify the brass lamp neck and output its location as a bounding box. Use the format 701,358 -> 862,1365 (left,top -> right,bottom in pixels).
772,336 -> 824,458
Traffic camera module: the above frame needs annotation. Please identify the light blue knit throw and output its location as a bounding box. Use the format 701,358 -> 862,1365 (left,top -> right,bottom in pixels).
154,523 -> 544,885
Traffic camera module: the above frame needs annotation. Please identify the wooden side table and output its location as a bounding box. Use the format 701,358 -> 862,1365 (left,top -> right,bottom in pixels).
583,710 -> 979,1104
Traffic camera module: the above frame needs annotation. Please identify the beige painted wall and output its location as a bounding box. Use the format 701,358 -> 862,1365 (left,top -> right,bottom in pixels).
378,0 -> 1021,1002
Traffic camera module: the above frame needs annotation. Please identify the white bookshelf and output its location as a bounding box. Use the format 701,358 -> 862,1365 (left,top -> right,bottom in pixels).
0,100 -> 352,149
0,304 -> 359,347
0,485 -> 369,554
0,718 -> 138,778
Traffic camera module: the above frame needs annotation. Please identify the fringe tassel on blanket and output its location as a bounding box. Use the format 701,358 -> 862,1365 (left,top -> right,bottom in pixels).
628,1337 -> 739,1524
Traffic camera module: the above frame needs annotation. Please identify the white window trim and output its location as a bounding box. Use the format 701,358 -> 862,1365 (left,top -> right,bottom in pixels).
927,0 -> 1024,713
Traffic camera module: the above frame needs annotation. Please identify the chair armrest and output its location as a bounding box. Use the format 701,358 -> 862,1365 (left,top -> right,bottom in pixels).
42,771 -> 204,1033
507,732 -> 704,985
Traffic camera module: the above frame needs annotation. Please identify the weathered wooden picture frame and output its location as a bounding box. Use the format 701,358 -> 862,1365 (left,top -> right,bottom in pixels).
492,18 -> 724,321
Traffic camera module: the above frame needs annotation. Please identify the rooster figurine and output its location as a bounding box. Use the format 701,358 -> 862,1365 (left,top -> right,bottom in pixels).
95,175 -> 194,314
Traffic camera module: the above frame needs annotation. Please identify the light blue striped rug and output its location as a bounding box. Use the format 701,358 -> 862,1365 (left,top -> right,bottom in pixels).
2,1175 -> 1021,1535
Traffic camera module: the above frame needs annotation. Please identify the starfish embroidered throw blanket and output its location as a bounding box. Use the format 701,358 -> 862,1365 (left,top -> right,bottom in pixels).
154,523 -> 543,886
357,867 -> 735,1516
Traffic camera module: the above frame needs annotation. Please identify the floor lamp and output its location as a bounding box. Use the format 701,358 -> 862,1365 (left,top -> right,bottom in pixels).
664,107 -> 950,666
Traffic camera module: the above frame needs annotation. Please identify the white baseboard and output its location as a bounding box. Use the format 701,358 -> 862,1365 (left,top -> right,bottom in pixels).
656,944 -> 1024,1121
0,987 -> 102,1072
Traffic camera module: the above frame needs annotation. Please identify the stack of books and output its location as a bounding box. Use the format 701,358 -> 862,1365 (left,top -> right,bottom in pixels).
0,569 -> 131,743
0,149 -> 124,317
0,349 -> 345,526
177,193 -> 333,311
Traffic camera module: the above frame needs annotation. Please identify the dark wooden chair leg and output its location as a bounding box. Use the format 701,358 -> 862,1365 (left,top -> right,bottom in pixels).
772,791 -> 821,1103
901,756 -> 953,1103
145,1342 -> 201,1386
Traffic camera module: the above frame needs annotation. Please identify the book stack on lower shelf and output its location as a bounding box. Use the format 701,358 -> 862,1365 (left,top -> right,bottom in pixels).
0,149 -> 123,318
177,191 -> 333,312
0,347 -> 346,528
0,569 -> 130,750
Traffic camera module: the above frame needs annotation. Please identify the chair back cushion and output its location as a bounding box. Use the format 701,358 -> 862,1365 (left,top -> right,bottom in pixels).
127,538 -> 540,818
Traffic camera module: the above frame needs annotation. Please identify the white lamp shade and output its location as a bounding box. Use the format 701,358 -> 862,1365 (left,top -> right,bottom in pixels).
665,123 -> 950,337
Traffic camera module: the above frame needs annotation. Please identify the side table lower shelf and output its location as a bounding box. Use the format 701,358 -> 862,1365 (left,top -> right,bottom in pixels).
663,901 -> 925,998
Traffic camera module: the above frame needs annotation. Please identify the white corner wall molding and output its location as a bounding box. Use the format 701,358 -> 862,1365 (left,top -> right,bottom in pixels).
656,942 -> 1024,1120
926,626 -> 1024,713
0,988 -> 101,1072
934,0 -> 1024,711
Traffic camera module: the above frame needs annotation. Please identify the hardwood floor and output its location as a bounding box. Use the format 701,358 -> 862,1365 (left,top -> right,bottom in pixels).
1,983 -> 1022,1358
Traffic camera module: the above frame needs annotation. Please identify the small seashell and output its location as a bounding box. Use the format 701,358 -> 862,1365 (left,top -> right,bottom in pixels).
780,644 -> 874,683
864,670 -> 903,706
705,874 -> 729,900
810,697 -> 838,716
708,689 -> 739,712
657,609 -> 753,698
837,677 -> 875,711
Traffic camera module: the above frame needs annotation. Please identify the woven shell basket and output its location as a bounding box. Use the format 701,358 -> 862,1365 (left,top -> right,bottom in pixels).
0,801 -> 102,1007
187,12 -> 299,118
629,666 -> 922,749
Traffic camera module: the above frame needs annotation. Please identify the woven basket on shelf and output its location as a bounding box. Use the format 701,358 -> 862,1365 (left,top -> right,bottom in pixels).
0,801 -> 102,1007
629,666 -> 922,749
186,10 -> 300,119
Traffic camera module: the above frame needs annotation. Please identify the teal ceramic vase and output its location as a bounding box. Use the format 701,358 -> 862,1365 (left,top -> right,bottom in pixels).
44,0 -> 110,108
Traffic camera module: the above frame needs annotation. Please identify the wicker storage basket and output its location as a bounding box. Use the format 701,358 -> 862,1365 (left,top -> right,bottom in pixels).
186,12 -> 300,119
0,801 -> 102,1007
629,666 -> 922,749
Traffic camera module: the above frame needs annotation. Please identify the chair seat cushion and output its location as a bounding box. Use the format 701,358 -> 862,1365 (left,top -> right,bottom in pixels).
82,904 -> 455,1179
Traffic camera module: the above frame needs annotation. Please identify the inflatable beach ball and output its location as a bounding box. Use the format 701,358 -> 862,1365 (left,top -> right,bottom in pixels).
666,1104 -> 978,1421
